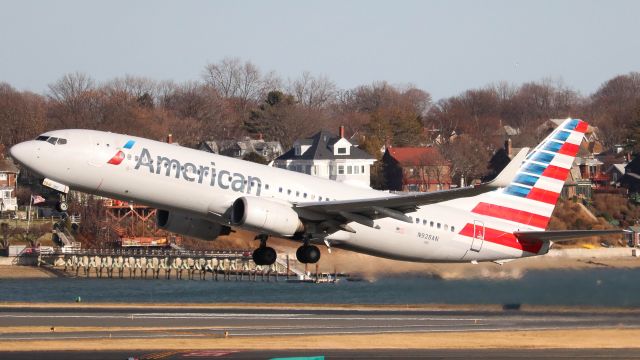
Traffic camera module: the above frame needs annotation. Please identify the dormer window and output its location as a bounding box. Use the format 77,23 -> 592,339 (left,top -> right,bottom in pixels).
337,147 -> 347,154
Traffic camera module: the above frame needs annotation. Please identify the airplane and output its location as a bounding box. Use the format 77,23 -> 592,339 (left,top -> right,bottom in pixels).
10,118 -> 621,265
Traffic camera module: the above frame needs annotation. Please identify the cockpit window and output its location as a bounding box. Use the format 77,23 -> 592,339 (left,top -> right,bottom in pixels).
35,135 -> 67,145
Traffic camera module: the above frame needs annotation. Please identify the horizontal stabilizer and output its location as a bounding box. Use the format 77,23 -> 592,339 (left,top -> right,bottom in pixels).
515,229 -> 626,242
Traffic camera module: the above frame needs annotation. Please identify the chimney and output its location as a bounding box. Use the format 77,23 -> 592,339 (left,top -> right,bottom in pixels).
167,134 -> 173,144
504,138 -> 512,158
339,125 -> 345,138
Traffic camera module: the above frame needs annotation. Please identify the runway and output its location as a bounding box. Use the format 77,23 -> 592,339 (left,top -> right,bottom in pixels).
1,348 -> 640,360
1,305 -> 640,340
2,305 -> 640,359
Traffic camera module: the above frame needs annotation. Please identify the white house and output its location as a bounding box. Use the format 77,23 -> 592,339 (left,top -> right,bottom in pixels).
273,126 -> 376,188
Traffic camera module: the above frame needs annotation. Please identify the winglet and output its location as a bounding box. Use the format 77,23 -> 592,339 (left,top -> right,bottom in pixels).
486,147 -> 529,189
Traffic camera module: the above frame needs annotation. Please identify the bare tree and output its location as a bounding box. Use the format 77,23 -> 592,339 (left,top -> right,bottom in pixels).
288,71 -> 337,109
203,57 -> 276,111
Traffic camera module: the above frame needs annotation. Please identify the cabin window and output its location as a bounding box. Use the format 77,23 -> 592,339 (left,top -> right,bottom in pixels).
279,187 -> 283,193
303,193 -> 308,198
430,221 -> 434,227
319,196 -> 323,201
451,226 -> 455,232
444,224 -> 449,231
296,191 -> 300,197
423,219 -> 427,225
265,184 -> 269,190
415,218 -> 420,224
437,223 -> 441,229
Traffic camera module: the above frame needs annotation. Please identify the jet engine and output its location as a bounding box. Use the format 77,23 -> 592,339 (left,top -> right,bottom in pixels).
156,210 -> 231,241
231,196 -> 303,237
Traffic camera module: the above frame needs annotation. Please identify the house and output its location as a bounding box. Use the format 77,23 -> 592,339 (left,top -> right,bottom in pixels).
0,157 -> 19,212
607,164 -> 627,187
273,126 -> 376,187
621,155 -> 640,194
383,146 -> 451,192
485,139 -> 523,181
199,137 -> 283,162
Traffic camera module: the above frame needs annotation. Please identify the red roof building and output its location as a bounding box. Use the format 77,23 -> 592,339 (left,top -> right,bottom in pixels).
382,146 -> 451,192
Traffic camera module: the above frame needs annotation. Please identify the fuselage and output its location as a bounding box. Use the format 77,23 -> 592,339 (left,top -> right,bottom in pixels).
10,129 -> 545,263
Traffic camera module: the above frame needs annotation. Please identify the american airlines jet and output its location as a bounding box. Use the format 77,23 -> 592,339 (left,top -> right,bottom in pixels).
10,118 -> 620,265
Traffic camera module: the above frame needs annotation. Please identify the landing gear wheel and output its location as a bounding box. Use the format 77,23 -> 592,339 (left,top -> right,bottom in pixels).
252,246 -> 277,266
296,245 -> 321,264
56,201 -> 68,212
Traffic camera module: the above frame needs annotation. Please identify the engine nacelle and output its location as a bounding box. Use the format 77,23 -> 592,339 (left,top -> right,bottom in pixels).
231,196 -> 303,237
156,210 -> 231,241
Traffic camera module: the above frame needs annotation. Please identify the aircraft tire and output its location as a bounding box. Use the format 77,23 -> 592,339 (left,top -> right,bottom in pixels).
253,246 -> 277,266
56,201 -> 68,212
296,245 -> 321,264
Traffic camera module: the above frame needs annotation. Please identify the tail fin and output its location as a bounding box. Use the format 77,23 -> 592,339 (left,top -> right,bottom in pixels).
472,118 -> 588,230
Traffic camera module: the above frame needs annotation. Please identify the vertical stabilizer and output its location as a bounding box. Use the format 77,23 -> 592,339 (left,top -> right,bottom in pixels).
471,118 -> 588,230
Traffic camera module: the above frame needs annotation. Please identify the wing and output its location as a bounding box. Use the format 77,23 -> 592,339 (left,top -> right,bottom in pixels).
514,229 -> 626,242
295,148 -> 529,227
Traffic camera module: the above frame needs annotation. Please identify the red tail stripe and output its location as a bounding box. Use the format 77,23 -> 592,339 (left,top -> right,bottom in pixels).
526,187 -> 559,204
471,202 -> 549,229
541,165 -> 570,181
459,223 -> 543,253
558,142 -> 579,157
575,121 -> 588,133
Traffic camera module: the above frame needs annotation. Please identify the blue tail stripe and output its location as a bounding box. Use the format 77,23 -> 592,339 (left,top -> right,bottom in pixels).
552,130 -> 571,142
123,140 -> 136,149
543,141 -> 563,153
531,151 -> 554,164
504,185 -> 530,197
522,162 -> 546,175
514,174 -> 539,187
564,119 -> 579,131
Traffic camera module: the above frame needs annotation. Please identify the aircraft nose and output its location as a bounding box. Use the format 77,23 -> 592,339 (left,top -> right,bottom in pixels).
10,141 -> 35,169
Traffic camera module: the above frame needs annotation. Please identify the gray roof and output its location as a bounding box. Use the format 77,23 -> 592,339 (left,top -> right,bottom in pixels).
277,130 -> 375,161
0,158 -> 19,173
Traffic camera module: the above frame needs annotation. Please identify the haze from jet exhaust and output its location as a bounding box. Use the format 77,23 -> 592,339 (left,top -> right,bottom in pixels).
1,0 -> 638,100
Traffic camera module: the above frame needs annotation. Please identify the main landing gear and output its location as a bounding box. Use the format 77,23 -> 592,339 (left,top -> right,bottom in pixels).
252,234 -> 277,266
251,234 -> 322,266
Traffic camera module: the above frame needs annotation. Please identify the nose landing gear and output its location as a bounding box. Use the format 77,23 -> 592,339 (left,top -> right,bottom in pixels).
252,234 -> 277,266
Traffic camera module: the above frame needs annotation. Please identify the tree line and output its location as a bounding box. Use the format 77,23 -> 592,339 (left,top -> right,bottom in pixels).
1,57 -> 639,187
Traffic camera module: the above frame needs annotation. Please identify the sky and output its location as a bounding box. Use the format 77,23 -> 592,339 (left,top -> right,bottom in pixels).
1,0 -> 639,101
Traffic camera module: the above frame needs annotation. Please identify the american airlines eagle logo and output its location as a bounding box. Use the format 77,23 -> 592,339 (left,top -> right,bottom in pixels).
107,140 -> 136,165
